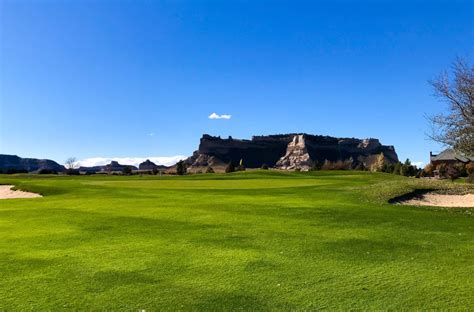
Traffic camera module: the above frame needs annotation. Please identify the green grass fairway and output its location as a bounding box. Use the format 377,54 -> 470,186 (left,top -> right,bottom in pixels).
1,171 -> 473,310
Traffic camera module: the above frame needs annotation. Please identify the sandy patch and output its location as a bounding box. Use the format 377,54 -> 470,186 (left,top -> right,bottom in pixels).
399,193 -> 474,207
0,185 -> 42,199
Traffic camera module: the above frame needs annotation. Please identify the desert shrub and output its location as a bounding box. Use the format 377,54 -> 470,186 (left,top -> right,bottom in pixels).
322,158 -> 353,170
38,169 -> 57,174
322,160 -> 334,170
337,159 -> 352,170
355,162 -> 366,171
66,169 -> 80,175
122,166 -> 133,175
225,162 -> 235,173
392,162 -> 402,175
176,160 -> 187,175
206,166 -> 215,173
466,162 -> 474,175
261,164 -> 269,170
436,163 -> 447,178
311,161 -> 322,171
423,163 -> 434,177
370,153 -> 385,172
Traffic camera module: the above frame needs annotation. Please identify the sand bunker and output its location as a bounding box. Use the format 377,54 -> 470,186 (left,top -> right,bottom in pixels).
0,185 -> 42,199
399,193 -> 474,208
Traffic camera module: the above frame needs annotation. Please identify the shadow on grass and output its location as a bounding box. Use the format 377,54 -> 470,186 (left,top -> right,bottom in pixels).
388,189 -> 437,204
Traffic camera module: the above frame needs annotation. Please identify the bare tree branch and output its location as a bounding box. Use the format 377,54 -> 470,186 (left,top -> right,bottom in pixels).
427,57 -> 474,156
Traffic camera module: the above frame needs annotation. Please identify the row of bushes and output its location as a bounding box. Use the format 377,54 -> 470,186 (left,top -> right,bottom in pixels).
422,162 -> 474,182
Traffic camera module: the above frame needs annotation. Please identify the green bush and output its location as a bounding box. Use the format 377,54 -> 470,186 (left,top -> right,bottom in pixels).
261,164 -> 269,170
206,166 -> 215,173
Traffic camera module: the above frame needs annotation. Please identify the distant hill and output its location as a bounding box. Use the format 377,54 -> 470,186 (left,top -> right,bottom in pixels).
138,159 -> 167,170
0,154 -> 65,173
185,133 -> 399,171
79,161 -> 138,173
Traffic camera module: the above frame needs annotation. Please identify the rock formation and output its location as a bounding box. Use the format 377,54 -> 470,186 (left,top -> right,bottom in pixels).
103,161 -> 137,172
185,134 -> 398,170
0,154 -> 65,173
138,159 -> 166,170
276,134 -> 312,170
78,161 -> 138,173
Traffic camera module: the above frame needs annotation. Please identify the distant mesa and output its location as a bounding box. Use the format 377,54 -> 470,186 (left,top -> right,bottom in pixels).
0,154 -> 65,173
79,161 -> 138,173
185,133 -> 399,171
138,159 -> 167,170
0,133 -> 399,174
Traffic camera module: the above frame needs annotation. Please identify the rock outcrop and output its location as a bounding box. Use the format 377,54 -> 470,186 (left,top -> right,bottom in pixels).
185,134 -> 398,170
0,154 -> 65,173
276,134 -> 312,170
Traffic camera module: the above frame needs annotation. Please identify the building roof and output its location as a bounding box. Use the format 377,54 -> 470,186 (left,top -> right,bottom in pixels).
430,149 -> 474,163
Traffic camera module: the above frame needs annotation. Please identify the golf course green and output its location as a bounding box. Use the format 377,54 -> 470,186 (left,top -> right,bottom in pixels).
0,171 -> 473,310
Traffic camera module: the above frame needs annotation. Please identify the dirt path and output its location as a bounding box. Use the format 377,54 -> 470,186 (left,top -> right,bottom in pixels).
400,193 -> 474,207
0,185 -> 42,199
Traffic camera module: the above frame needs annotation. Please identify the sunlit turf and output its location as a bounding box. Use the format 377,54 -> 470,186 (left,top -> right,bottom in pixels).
0,171 -> 473,310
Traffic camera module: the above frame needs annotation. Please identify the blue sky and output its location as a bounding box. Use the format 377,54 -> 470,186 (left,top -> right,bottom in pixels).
1,0 -> 473,166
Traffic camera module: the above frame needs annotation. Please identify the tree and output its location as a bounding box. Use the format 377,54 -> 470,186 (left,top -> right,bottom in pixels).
446,166 -> 460,182
428,58 -> 474,156
423,163 -> 435,177
400,159 -> 417,177
393,162 -> 402,175
176,160 -> 187,175
225,162 -> 235,173
206,166 -> 215,173
65,157 -> 78,170
370,153 -> 385,172
261,163 -> 269,170
65,157 -> 80,175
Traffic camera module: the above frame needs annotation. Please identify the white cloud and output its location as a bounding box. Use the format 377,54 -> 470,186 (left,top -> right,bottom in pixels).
148,132 -> 155,136
412,161 -> 424,168
209,112 -> 231,120
76,155 -> 187,168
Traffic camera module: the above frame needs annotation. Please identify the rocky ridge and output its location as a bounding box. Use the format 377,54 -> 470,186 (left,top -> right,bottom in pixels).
0,154 -> 65,173
185,133 -> 398,170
